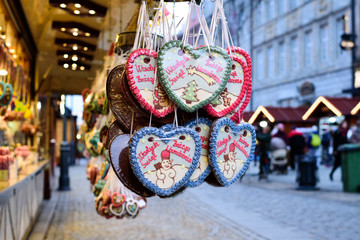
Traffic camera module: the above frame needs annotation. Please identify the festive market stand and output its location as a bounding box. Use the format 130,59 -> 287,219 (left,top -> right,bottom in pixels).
0,160 -> 48,240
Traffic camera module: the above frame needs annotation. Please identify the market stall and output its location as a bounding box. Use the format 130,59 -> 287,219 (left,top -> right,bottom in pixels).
302,96 -> 360,133
0,1 -> 48,239
244,105 -> 316,132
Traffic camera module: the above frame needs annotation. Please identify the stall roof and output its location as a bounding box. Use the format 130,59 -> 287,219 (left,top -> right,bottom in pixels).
244,105 -> 311,124
351,101 -> 360,115
302,97 -> 360,120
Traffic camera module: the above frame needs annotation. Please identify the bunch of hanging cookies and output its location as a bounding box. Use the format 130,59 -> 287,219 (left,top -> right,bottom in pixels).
106,0 -> 255,199
79,46 -> 148,219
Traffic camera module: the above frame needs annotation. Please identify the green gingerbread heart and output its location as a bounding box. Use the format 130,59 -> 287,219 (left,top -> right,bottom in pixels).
157,40 -> 231,112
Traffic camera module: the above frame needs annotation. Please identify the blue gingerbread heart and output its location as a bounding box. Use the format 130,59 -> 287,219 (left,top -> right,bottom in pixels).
184,118 -> 213,187
209,118 -> 256,186
129,127 -> 201,196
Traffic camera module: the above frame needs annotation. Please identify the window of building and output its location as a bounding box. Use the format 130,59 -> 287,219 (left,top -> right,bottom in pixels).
266,0 -> 275,20
256,50 -> 264,80
266,45 -> 274,77
290,36 -> 298,70
320,24 -> 329,62
304,30 -> 313,66
278,0 -> 286,15
336,17 -> 344,57
254,1 -> 262,27
289,0 -> 297,11
277,41 -> 285,74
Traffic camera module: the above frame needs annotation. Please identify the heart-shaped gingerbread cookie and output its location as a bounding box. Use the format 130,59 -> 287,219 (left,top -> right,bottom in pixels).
209,118 -> 256,186
204,56 -> 250,117
125,197 -> 139,218
129,127 -> 201,196
184,118 -> 212,187
157,40 -> 231,112
126,49 -> 174,117
109,203 -> 125,218
111,192 -> 126,207
109,133 -> 155,197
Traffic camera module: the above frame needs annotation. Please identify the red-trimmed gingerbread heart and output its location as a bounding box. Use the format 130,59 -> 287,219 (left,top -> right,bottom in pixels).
100,206 -> 114,219
111,192 -> 126,207
204,56 -> 250,117
126,49 -> 174,117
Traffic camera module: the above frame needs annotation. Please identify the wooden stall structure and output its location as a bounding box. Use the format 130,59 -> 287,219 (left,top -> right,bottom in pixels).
302,97 -> 360,125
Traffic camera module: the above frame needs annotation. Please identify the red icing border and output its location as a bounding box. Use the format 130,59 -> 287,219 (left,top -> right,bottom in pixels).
227,47 -> 252,75
226,47 -> 253,123
126,49 -> 174,118
231,80 -> 252,124
204,56 -> 250,117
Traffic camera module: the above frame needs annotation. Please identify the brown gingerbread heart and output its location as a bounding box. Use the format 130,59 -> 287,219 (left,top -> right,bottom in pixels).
109,134 -> 155,197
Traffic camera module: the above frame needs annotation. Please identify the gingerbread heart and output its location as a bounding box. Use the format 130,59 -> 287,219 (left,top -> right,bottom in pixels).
111,192 -> 126,207
184,118 -> 212,187
109,203 -> 125,218
100,206 -> 114,219
204,56 -> 250,117
109,133 -> 155,197
209,118 -> 256,186
129,127 -> 201,196
225,47 -> 253,122
157,40 -> 232,112
125,197 -> 139,218
126,49 -> 174,117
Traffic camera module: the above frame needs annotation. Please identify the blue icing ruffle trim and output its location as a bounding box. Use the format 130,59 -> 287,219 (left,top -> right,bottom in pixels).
129,126 -> 201,196
209,117 -> 256,187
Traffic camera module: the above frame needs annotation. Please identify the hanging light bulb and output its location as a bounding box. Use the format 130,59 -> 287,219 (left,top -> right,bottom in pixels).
63,63 -> 69,69
74,10 -> 80,15
72,63 -> 77,70
74,3 -> 81,8
83,47 -> 88,51
72,55 -> 78,61
89,10 -> 96,15
72,45 -> 78,50
85,32 -> 91,37
63,54 -> 68,59
60,3 -> 66,8
72,31 -> 78,36
80,66 -> 85,71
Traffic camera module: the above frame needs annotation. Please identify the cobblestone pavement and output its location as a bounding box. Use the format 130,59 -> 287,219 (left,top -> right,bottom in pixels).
34,163 -> 360,240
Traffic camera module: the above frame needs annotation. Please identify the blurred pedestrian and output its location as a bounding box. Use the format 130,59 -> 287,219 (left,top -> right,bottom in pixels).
321,129 -> 332,165
329,120 -> 348,181
349,120 -> 360,144
273,123 -> 288,144
307,125 -> 321,163
257,126 -> 271,179
288,126 -> 305,170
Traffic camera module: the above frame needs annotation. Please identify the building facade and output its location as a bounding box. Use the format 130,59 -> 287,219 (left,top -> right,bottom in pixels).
221,0 -> 353,110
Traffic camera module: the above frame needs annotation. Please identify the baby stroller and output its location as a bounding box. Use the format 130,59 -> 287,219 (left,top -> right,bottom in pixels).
271,149 -> 288,174
270,137 -> 288,174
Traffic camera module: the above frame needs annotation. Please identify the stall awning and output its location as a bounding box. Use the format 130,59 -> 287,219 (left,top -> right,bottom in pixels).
244,106 -> 311,124
302,97 -> 360,120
